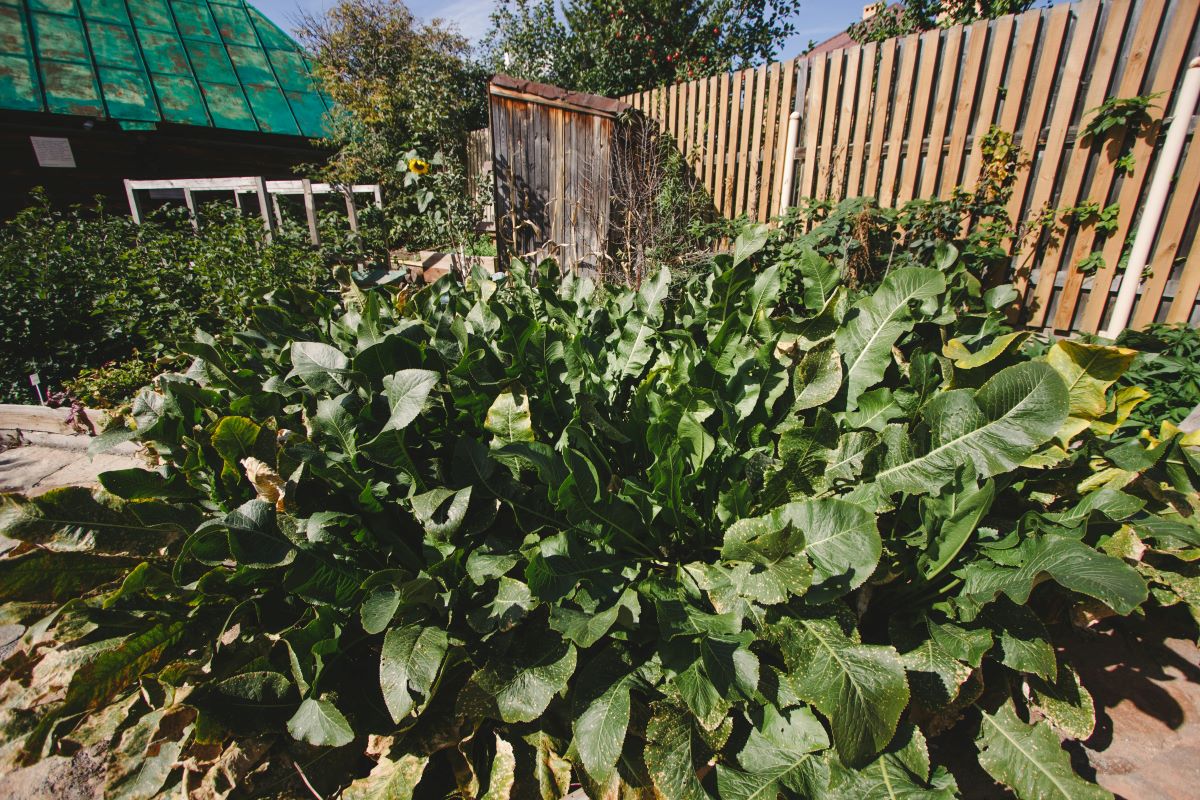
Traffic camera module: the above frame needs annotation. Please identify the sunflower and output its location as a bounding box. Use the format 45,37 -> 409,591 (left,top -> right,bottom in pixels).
407,157 -> 430,175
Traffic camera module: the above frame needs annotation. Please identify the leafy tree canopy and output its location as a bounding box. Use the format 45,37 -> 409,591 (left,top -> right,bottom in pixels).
847,0 -> 1034,45
297,0 -> 488,183
482,0 -> 802,97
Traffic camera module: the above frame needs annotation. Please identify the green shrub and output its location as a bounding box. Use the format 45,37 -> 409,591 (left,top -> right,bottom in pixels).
63,354 -> 161,409
1115,322 -> 1200,436
0,234 -> 1195,799
0,192 -> 331,403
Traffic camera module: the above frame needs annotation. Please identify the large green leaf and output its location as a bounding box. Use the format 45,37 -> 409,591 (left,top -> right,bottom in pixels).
460,631 -> 577,723
0,550 -> 137,602
874,362 -> 1069,496
287,697 -> 355,747
572,651 -> 637,786
288,341 -> 351,393
486,386 -> 536,445
836,267 -> 946,410
342,752 -> 429,800
976,702 -> 1111,800
792,338 -> 843,412
716,705 -> 829,800
381,369 -> 439,432
961,534 -> 1147,615
1046,340 -> 1137,420
773,614 -> 910,767
828,725 -> 957,799
748,499 -> 880,602
380,624 -> 449,723
644,701 -> 712,800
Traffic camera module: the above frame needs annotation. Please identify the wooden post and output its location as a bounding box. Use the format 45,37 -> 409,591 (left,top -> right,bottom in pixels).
344,188 -> 358,233
271,194 -> 283,227
183,189 -> 199,232
254,176 -> 274,241
301,179 -> 320,245
124,180 -> 143,224
372,185 -> 383,209
233,190 -> 242,211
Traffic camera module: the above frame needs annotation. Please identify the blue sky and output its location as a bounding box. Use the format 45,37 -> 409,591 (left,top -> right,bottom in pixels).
250,0 -> 873,60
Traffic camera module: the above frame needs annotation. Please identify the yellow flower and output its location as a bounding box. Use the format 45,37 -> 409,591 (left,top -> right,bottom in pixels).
408,157 -> 430,175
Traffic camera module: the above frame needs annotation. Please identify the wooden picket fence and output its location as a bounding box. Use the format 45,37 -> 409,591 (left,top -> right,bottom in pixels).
621,0 -> 1200,334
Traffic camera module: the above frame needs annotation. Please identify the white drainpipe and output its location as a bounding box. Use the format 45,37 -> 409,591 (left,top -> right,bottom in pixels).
778,111 -> 802,217
1101,57 -> 1200,339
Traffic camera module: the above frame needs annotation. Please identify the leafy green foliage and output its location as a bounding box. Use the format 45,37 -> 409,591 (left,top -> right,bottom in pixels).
482,0 -> 802,96
0,235 -> 1194,798
0,193 -> 331,403
1081,93 -> 1163,141
1115,323 -> 1200,436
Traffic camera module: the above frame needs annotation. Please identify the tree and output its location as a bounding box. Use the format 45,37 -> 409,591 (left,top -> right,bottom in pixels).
296,0 -> 488,184
480,0 -> 570,87
481,0 -> 802,98
847,0 -> 1035,44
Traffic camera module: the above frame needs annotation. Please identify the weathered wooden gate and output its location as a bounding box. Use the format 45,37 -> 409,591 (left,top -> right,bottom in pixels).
488,75 -> 629,272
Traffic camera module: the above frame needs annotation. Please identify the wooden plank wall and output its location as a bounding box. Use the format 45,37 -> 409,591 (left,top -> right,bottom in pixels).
621,0 -> 1200,333
489,94 -> 613,272
466,127 -> 494,225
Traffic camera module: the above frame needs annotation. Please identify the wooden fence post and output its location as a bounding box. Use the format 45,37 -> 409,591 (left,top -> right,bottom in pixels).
301,179 -> 320,246
124,180 -> 143,224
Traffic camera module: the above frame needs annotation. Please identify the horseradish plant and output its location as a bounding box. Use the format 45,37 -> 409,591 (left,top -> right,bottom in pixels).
1,230 -> 1197,799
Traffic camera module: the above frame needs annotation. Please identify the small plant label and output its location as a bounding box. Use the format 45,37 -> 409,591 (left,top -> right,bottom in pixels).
30,137 -> 76,168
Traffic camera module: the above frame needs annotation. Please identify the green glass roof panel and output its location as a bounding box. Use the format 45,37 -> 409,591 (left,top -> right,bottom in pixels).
1,4 -> 30,54
151,71 -> 207,123
183,37 -> 234,83
88,21 -> 140,68
171,1 -> 218,41
98,64 -> 158,119
79,0 -> 129,24
137,28 -> 189,74
286,88 -> 329,137
32,12 -> 90,62
127,0 -> 172,31
41,59 -> 104,115
6,0 -> 330,137
29,0 -> 75,14
243,81 -> 296,134
247,6 -> 292,51
199,79 -> 254,129
0,53 -> 42,110
209,2 -> 254,44
226,42 -> 270,84
267,47 -> 309,92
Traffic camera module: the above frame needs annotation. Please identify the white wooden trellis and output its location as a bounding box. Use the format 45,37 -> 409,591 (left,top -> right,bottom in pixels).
122,177 -> 383,245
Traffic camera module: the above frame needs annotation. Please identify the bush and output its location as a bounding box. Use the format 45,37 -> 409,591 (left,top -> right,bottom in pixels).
1,232 -> 1195,798
0,192 -> 332,403
1114,322 -> 1200,436
63,354 -> 161,409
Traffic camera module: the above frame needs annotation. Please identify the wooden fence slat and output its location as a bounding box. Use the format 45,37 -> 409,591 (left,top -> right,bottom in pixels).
799,54 -> 827,202
815,50 -> 845,200
1167,164 -> 1200,322
831,45 -> 861,199
939,20 -> 989,193
1132,134 -> 1200,327
1076,0 -> 1194,333
845,41 -> 877,198
735,66 -> 758,217
722,71 -> 742,217
863,38 -> 897,198
1005,2 -> 1070,232
1027,0 -> 1131,325
756,62 -> 783,221
746,64 -> 769,218
1010,0 -> 1100,314
694,75 -> 708,180
961,15 -> 1016,190
715,71 -> 733,216
897,30 -> 941,204
879,34 -> 920,206
1057,0 -> 1177,331
919,25 -> 963,197
703,75 -> 719,191
771,58 -> 798,214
